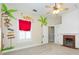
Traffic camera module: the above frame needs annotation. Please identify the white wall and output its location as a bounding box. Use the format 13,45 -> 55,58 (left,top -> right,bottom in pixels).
7,4 -> 43,49
55,9 -> 79,48
0,3 -> 61,52
48,15 -> 62,26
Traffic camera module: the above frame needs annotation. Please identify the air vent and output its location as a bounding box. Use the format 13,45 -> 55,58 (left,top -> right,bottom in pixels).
33,9 -> 37,12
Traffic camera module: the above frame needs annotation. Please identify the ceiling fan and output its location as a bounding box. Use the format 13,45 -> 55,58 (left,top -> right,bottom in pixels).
46,3 -> 68,14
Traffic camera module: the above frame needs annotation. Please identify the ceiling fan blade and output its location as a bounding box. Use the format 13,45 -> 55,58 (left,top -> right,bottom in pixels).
59,8 -> 64,11
59,3 -> 63,5
46,12 -> 51,14
45,4 -> 54,8
64,8 -> 69,10
59,8 -> 68,11
45,5 -> 50,8
56,5 -> 61,8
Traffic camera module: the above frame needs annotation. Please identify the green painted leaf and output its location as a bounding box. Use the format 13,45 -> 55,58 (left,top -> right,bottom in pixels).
1,4 -> 17,20
1,47 -> 14,51
8,9 -> 17,13
1,4 -> 8,12
7,12 -> 16,19
39,16 -> 48,26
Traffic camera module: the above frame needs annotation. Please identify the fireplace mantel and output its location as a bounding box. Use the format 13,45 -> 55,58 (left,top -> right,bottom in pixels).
63,35 -> 75,48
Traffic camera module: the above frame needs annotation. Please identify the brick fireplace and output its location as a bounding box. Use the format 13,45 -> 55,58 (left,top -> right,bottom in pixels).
63,35 -> 75,48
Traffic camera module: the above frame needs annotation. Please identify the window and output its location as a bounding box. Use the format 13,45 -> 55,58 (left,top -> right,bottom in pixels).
19,19 -> 31,41
19,30 -> 31,40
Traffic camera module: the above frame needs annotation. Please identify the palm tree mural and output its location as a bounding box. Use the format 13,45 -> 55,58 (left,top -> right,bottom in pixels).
1,4 -> 17,19
39,16 -> 47,26
1,4 -> 17,51
39,16 -> 48,43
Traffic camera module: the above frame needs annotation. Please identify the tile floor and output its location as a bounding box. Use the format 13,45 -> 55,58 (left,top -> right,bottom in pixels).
3,43 -> 79,55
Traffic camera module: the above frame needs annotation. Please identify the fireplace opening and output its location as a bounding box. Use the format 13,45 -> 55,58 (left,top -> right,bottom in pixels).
63,35 -> 75,48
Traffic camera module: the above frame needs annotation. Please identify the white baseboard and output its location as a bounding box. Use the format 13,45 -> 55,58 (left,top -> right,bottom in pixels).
2,43 -> 44,54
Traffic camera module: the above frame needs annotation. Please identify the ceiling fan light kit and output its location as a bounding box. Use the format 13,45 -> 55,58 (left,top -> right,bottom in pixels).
53,10 -> 60,14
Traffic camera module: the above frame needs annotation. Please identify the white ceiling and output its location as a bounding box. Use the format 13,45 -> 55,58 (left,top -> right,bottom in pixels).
4,3 -> 79,17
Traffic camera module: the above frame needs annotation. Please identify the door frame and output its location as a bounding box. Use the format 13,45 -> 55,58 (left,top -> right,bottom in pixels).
48,26 -> 55,43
